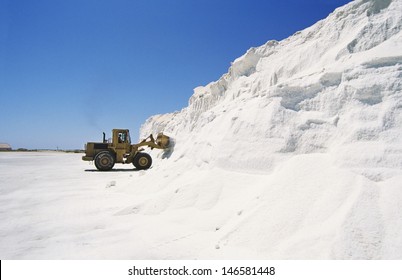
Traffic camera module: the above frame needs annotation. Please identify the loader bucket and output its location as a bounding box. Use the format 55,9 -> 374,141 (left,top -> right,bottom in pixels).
156,133 -> 171,149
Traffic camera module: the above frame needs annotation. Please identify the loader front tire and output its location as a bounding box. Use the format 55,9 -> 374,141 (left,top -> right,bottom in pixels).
133,153 -> 152,170
94,151 -> 115,171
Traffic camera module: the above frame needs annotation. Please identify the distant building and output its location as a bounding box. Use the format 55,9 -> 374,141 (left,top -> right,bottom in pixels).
0,143 -> 12,151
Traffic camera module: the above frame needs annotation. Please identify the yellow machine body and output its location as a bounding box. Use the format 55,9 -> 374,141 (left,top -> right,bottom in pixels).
82,129 -> 170,171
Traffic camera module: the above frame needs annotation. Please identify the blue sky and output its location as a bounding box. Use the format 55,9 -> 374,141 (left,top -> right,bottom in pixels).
0,0 -> 351,149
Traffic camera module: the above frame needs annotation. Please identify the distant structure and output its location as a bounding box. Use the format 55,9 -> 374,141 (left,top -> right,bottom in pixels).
0,143 -> 12,151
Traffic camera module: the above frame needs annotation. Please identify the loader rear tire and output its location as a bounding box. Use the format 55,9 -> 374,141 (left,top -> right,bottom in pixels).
94,151 -> 115,171
133,153 -> 152,170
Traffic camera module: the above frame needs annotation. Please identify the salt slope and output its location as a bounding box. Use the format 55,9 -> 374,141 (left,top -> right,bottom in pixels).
142,0 -> 402,176
138,0 -> 402,259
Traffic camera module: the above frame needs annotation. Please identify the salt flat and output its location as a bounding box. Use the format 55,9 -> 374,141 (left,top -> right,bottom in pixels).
1,149 -> 402,259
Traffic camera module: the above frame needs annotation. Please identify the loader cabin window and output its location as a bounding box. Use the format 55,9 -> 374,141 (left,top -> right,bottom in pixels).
118,132 -> 128,143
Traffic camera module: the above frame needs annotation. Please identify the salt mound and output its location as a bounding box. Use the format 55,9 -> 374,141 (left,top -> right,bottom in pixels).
136,0 -> 402,259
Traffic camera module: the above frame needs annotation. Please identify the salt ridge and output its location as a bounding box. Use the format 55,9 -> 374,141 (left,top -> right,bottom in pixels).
138,0 -> 402,259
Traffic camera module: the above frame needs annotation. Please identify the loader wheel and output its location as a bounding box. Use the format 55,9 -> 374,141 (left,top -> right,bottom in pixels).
94,151 -> 115,171
133,153 -> 152,170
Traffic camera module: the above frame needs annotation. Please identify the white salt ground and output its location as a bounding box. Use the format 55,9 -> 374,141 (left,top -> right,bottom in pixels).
0,148 -> 401,259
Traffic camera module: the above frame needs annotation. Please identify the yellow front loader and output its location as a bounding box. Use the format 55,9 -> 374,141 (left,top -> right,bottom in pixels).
82,129 -> 171,171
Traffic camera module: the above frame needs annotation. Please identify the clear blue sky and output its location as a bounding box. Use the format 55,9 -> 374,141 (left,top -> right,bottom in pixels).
0,0 -> 351,149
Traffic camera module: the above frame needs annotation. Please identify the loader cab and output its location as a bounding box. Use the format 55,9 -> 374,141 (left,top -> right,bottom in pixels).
112,129 -> 131,145
111,129 -> 131,163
